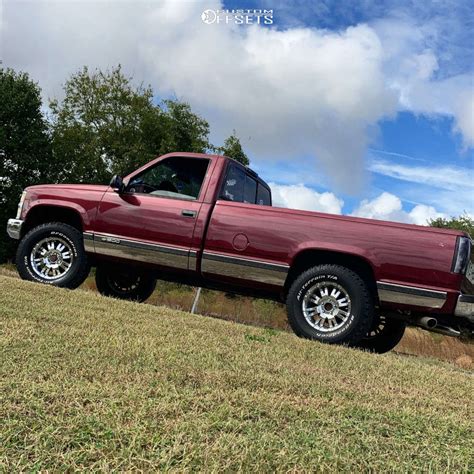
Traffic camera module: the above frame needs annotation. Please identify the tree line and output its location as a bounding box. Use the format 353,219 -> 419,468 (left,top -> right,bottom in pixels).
0,66 -> 249,261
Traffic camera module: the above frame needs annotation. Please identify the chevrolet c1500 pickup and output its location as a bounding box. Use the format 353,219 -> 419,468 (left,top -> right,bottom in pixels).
7,152 -> 474,352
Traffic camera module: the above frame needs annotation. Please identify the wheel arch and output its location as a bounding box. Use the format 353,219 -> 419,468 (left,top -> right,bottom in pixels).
22,204 -> 85,237
285,248 -> 379,301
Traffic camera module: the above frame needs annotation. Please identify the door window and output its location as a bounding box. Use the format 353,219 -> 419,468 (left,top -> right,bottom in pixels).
126,157 -> 209,200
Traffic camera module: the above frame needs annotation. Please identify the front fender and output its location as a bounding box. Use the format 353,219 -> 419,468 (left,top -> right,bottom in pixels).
24,200 -> 90,226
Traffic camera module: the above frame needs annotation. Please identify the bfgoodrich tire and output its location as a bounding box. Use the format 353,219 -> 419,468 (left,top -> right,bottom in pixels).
287,264 -> 375,346
16,222 -> 90,289
95,265 -> 156,302
355,315 -> 406,353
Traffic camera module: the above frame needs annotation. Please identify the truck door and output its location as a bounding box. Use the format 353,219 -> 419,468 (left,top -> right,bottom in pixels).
93,155 -> 214,271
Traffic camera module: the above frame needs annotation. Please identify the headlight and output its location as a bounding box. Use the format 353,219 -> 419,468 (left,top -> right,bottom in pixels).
16,191 -> 27,219
452,236 -> 472,274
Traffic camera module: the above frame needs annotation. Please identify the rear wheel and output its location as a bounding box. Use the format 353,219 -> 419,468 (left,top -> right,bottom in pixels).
355,315 -> 406,353
16,222 -> 90,289
95,266 -> 156,302
286,264 -> 375,346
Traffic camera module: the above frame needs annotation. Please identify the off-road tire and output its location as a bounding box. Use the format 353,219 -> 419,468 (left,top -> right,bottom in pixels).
95,265 -> 156,302
16,222 -> 90,289
286,264 -> 375,346
355,315 -> 406,353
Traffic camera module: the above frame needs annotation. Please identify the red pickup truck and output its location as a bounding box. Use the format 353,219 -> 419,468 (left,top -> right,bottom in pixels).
7,152 -> 474,352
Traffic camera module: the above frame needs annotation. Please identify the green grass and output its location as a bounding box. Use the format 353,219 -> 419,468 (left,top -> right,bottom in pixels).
0,275 -> 472,471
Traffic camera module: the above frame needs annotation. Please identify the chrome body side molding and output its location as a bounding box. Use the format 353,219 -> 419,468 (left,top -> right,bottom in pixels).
455,294 -> 474,321
83,232 -> 95,253
189,250 -> 199,272
84,232 -> 289,285
202,251 -> 289,286
84,232 -> 191,270
377,282 -> 447,309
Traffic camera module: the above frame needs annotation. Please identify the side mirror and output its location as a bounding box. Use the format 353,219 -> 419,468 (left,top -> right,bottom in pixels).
109,175 -> 124,193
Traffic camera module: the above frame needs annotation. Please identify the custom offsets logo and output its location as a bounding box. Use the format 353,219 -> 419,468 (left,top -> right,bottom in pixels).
201,9 -> 274,25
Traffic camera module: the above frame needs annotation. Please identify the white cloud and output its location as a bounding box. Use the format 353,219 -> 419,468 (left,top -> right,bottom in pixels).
453,92 -> 474,149
2,0 -> 472,194
270,184 -> 445,225
2,0 -> 397,192
368,158 -> 474,217
408,204 -> 445,226
369,159 -> 474,191
138,5 -> 397,192
270,183 -> 343,214
373,16 -> 474,148
351,192 -> 444,225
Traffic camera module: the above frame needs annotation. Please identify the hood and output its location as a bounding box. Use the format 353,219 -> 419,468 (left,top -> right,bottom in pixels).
26,183 -> 109,193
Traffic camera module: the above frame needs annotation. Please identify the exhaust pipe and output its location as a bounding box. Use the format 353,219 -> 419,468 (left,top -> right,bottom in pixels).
417,316 -> 437,329
430,325 -> 461,338
415,316 -> 461,338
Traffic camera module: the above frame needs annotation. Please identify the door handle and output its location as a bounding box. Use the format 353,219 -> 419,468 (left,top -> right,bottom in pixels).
182,209 -> 197,218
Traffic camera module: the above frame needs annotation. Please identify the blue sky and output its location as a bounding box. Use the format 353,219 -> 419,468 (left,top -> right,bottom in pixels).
3,0 -> 473,223
222,0 -> 474,220
257,112 -> 473,217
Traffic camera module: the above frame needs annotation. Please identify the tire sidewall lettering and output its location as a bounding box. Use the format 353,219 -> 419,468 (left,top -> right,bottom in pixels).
297,274 -> 338,301
23,254 -> 55,284
50,231 -> 78,257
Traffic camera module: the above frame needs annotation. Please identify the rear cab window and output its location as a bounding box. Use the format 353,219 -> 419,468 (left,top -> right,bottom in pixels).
220,162 -> 271,206
244,175 -> 258,204
256,183 -> 271,206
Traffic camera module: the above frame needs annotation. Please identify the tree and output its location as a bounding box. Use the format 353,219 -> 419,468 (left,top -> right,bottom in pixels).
50,65 -> 158,183
0,65 -> 250,262
429,215 -> 474,237
158,100 -> 210,156
216,131 -> 249,166
50,66 -> 211,183
0,69 -> 53,262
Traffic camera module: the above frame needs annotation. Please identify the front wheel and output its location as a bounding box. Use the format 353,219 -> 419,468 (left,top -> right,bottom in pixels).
286,264 -> 375,346
95,266 -> 156,302
16,222 -> 90,288
354,315 -> 406,353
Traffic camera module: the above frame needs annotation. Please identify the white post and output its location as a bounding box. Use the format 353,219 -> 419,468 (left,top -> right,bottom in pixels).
191,287 -> 202,314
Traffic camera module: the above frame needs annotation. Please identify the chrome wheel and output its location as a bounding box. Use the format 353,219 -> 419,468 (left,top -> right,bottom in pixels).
30,236 -> 74,280
302,281 -> 352,332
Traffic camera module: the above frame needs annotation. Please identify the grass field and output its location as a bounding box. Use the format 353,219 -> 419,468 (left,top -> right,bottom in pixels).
1,274 -> 473,471
1,263 -> 473,368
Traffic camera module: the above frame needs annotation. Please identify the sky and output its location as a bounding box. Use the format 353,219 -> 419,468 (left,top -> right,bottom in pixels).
1,0 -> 473,224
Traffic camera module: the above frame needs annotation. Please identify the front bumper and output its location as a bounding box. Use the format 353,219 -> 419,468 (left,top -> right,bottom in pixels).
7,218 -> 23,240
454,294 -> 474,322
